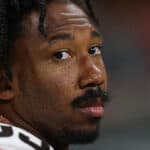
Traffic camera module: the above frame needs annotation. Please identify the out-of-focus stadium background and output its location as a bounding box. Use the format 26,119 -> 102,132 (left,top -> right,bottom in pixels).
72,0 -> 150,150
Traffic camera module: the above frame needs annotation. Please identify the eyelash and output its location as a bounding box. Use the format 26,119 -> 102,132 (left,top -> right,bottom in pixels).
53,50 -> 71,60
53,45 -> 102,61
88,45 -> 102,55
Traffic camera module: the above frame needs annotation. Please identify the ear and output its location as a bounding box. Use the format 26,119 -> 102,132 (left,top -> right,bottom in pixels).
0,67 -> 15,101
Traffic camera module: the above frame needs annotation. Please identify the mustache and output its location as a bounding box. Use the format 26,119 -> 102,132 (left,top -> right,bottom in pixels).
72,87 -> 109,108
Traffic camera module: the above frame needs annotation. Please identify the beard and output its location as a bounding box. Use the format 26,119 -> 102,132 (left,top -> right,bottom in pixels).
58,119 -> 101,144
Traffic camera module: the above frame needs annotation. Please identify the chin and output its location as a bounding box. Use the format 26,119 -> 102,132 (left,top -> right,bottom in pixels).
60,120 -> 101,144
70,128 -> 100,144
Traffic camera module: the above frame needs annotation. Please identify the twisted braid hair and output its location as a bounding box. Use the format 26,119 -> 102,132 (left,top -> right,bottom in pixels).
0,0 -> 99,80
0,0 -> 10,79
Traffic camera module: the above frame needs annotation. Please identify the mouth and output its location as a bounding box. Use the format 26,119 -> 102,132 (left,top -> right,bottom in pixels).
76,98 -> 104,118
79,106 -> 104,118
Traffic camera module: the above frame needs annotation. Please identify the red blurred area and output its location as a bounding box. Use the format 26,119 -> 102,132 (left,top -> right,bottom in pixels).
135,5 -> 150,66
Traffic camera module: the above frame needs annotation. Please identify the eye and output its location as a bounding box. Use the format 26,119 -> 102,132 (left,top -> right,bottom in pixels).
53,51 -> 72,60
88,46 -> 101,55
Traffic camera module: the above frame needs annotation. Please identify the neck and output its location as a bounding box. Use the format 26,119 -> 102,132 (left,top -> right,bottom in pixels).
0,108 -> 70,150
0,115 -> 12,125
11,115 -> 70,150
46,138 -> 69,150
53,144 -> 69,150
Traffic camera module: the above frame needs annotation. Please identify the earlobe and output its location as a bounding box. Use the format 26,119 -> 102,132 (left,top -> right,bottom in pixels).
0,70 -> 15,101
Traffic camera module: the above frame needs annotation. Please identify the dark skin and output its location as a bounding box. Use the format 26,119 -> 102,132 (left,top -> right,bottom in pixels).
0,2 -> 107,150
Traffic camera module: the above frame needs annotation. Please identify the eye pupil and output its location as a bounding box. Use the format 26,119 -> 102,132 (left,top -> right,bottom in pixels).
54,52 -> 63,59
89,47 -> 96,54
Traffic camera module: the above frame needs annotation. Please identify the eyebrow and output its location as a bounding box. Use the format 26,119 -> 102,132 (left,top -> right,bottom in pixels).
47,30 -> 101,45
49,33 -> 74,44
91,31 -> 101,38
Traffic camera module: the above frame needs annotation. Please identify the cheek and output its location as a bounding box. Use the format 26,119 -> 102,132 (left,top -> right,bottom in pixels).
31,63 -> 80,127
36,62 -> 79,104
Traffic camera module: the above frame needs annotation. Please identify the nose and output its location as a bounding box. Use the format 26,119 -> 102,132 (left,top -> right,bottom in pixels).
78,57 -> 105,89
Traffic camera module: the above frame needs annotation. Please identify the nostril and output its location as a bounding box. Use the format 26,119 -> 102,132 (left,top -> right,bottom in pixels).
85,83 -> 97,88
85,80 -> 104,88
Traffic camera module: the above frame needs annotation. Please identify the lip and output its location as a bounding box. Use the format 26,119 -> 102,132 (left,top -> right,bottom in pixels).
77,98 -> 103,108
79,105 -> 104,118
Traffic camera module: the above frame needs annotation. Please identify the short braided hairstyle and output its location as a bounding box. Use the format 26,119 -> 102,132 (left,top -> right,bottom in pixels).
0,0 -> 99,80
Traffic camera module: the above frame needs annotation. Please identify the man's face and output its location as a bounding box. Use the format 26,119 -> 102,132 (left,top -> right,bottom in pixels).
11,2 -> 107,144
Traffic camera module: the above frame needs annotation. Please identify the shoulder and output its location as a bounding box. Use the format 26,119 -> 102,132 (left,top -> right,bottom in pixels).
0,123 -> 54,150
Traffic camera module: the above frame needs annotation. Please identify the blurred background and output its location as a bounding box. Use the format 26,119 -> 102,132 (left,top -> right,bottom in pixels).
72,0 -> 150,150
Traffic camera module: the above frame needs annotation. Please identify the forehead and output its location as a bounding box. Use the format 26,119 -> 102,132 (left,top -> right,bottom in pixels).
21,2 -> 96,37
45,3 -> 93,32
